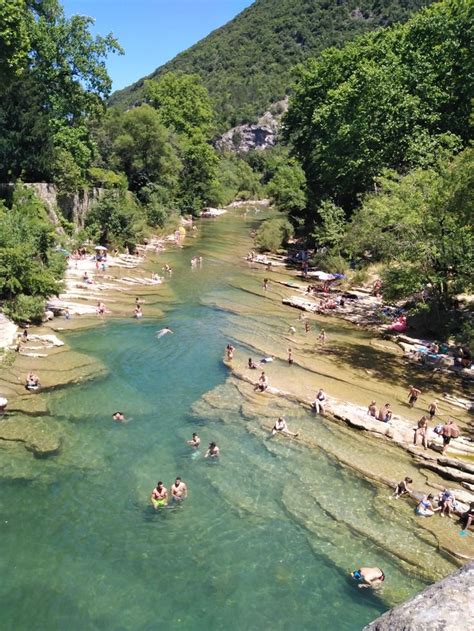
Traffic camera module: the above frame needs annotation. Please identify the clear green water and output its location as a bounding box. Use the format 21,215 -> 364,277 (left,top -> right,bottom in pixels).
0,212 -> 433,630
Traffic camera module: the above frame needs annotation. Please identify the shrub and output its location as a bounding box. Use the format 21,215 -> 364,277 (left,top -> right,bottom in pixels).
4,295 -> 46,324
255,216 -> 294,252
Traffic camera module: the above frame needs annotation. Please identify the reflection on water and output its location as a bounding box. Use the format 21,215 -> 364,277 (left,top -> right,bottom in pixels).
0,210 -> 458,630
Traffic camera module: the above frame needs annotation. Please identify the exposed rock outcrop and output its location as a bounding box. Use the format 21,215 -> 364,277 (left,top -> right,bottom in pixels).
215,99 -> 288,153
363,562 -> 474,630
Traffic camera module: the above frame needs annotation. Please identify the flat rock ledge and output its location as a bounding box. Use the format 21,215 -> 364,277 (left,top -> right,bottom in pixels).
363,562 -> 474,630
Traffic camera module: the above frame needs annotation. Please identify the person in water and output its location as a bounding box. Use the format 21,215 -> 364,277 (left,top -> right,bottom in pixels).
392,477 -> 413,499
171,477 -> 188,502
187,432 -> 201,448
415,494 -> 440,517
248,358 -> 257,369
205,442 -> 220,458
408,385 -> 421,408
151,481 -> 168,509
112,411 -> 125,422
351,567 -> 385,589
156,327 -> 173,338
26,372 -> 40,389
271,417 -> 298,438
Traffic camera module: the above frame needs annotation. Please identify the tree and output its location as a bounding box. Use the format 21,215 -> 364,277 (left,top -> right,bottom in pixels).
108,105 -> 181,196
0,0 -> 122,183
284,0 -> 473,210
347,147 -> 473,313
145,72 -> 215,139
266,160 -> 307,218
255,217 -> 294,252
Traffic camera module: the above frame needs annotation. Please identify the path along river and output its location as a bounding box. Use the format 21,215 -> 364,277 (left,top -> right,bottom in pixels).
0,208 -> 469,630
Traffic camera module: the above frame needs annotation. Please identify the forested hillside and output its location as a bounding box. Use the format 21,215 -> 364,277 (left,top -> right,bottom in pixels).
109,0 -> 432,127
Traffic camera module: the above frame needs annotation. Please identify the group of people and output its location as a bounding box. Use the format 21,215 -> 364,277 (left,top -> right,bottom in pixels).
149,434 -> 219,510
367,401 -> 393,423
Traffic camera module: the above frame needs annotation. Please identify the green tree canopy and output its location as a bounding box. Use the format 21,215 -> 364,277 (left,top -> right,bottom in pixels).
284,0 -> 473,210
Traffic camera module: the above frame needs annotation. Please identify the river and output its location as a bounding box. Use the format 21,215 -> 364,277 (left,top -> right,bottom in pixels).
0,208 -> 461,630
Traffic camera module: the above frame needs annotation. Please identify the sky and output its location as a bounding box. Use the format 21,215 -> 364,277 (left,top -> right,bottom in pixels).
62,0 -> 254,92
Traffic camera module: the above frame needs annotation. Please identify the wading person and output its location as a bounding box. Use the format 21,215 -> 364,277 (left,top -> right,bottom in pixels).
271,417 -> 298,438
151,481 -> 168,509
205,442 -> 220,458
187,432 -> 200,448
408,385 -> 421,408
171,477 -> 188,502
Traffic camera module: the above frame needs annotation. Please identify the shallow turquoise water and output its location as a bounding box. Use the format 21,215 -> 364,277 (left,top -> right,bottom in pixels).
0,213 -> 429,630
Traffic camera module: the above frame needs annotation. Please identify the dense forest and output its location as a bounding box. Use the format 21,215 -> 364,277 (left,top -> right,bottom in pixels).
109,0 -> 432,128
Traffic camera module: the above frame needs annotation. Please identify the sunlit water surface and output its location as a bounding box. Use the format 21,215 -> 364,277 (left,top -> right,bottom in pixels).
0,212 -> 433,630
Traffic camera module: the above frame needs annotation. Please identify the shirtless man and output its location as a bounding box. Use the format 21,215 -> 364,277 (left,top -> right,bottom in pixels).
367,401 -> 377,417
205,442 -> 220,458
351,567 -> 385,589
187,432 -> 201,448
112,411 -> 125,422
156,327 -> 173,338
171,477 -> 188,502
378,403 -> 392,423
414,416 -> 429,449
271,417 -> 298,438
428,400 -> 438,420
151,481 -> 168,509
408,385 -> 421,407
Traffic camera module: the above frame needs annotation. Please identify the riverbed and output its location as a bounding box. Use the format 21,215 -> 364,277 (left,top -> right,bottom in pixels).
0,208 -> 470,630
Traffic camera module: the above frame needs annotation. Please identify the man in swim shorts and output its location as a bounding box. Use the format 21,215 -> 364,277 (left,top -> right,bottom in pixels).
151,481 -> 168,509
187,432 -> 201,448
408,385 -> 421,407
351,567 -> 385,589
205,442 -> 220,458
171,477 -> 188,502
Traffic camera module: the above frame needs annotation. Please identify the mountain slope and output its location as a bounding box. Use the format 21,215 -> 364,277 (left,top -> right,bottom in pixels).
109,0 -> 433,128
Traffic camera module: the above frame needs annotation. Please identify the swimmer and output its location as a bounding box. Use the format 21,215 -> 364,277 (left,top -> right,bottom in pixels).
351,567 -> 385,589
151,481 -> 168,509
248,358 -> 257,369
187,432 -> 201,448
156,327 -> 173,338
171,477 -> 188,502
112,411 -> 125,422
205,442 -> 220,458
271,417 -> 298,438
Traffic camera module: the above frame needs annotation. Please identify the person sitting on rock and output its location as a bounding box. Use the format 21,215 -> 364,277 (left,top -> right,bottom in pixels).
311,388 -> 326,415
392,477 -> 413,499
438,489 -> 456,517
415,494 -> 440,517
254,371 -> 268,392
367,401 -> 377,417
378,403 -> 392,423
460,502 -> 474,532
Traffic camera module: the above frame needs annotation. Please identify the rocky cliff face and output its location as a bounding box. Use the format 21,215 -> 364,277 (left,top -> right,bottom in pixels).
364,562 -> 474,630
0,183 -> 104,230
215,99 -> 288,153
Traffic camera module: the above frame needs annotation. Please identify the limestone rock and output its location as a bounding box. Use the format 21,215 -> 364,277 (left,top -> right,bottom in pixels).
363,562 -> 474,630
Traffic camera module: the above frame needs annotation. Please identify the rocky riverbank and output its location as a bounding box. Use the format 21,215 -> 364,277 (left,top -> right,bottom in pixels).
363,561 -> 474,630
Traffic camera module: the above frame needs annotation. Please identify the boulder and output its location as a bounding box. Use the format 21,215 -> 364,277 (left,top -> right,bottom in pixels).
363,562 -> 474,630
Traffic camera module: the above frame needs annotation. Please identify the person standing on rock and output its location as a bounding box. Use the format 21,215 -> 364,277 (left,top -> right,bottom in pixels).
288,348 -> 294,365
414,416 -> 429,449
441,420 -> 460,455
